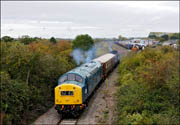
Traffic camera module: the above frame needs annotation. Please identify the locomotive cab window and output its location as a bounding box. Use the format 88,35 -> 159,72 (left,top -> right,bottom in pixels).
60,75 -> 67,83
61,91 -> 74,96
68,74 -> 75,81
75,75 -> 83,83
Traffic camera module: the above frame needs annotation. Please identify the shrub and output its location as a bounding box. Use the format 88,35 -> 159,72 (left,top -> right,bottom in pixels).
116,46 -> 179,124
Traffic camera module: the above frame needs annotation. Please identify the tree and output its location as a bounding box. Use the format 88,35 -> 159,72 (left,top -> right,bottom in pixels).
72,34 -> 94,50
118,35 -> 128,41
57,40 -> 72,52
148,35 -> 157,39
50,37 -> 57,44
170,36 -> 178,40
19,35 -> 35,45
159,38 -> 166,42
161,35 -> 169,41
1,36 -> 14,42
170,33 -> 180,40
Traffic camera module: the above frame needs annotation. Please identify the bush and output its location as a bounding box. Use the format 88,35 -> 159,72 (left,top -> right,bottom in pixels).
116,46 -> 179,124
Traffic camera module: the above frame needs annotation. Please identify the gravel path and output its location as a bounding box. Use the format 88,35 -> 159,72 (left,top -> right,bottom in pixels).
33,45 -> 129,125
34,106 -> 60,125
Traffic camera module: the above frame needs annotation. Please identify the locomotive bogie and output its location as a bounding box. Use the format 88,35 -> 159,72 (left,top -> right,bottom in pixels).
55,104 -> 85,115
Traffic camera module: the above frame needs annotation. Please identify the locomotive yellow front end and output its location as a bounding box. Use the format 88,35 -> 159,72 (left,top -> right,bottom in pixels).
55,72 -> 86,116
55,84 -> 82,105
55,83 -> 85,116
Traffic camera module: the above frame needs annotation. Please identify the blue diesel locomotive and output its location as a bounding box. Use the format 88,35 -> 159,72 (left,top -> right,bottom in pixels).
55,51 -> 120,116
55,60 -> 102,116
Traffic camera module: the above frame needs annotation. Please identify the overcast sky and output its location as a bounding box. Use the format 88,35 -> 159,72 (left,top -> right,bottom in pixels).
1,1 -> 179,38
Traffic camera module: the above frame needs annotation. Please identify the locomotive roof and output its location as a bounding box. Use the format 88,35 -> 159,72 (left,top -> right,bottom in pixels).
93,53 -> 115,63
67,60 -> 101,78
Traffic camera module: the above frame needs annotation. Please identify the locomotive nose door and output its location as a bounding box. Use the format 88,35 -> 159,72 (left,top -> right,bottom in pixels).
85,77 -> 88,95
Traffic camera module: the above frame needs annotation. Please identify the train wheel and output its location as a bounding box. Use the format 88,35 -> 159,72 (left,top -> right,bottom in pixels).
85,103 -> 88,108
58,110 -> 61,114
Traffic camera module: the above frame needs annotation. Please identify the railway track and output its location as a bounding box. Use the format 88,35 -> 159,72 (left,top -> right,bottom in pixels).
57,117 -> 79,125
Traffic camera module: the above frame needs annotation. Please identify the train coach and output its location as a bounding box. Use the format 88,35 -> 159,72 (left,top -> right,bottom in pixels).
55,51 -> 120,117
94,53 -> 115,79
110,50 -> 120,65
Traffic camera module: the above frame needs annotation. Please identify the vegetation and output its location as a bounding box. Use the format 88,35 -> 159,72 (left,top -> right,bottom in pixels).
72,34 -> 94,50
0,38 -> 76,124
116,46 -> 179,124
118,35 -> 128,41
161,34 -> 169,41
50,37 -> 57,44
169,33 -> 180,40
1,36 -> 14,42
148,34 -> 157,39
148,32 -> 180,42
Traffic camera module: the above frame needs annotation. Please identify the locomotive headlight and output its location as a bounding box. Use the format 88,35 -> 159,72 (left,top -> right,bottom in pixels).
73,87 -> 76,89
77,99 -> 79,102
56,100 -> 61,103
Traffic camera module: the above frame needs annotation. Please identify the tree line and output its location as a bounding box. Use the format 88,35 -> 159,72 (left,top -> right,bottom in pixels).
148,33 -> 180,42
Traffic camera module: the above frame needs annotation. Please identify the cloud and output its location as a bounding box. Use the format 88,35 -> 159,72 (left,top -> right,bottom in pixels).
1,1 -> 179,38
1,23 -> 38,30
39,21 -> 73,24
71,26 -> 102,30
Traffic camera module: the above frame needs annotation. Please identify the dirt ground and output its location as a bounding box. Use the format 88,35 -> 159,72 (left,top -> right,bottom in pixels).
34,106 -> 60,125
34,45 -> 129,125
78,45 -> 128,125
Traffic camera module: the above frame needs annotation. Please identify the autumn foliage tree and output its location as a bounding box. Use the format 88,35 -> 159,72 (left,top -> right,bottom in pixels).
56,40 -> 72,52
